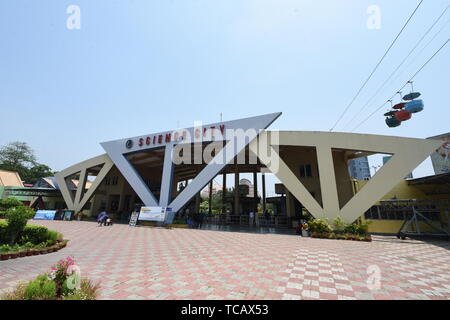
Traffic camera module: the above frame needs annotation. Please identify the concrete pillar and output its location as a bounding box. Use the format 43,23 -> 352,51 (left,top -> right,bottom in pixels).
195,192 -> 201,213
234,166 -> 240,214
286,191 -> 294,218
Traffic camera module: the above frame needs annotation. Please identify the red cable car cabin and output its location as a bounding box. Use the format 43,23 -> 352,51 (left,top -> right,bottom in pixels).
395,109 -> 412,122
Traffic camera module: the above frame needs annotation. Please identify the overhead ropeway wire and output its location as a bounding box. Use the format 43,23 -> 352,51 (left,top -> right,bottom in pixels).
329,0 -> 424,132
350,38 -> 450,132
343,5 -> 450,130
388,16 -> 450,89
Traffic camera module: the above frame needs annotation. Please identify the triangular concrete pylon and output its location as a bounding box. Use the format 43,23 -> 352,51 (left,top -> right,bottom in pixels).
101,113 -> 281,223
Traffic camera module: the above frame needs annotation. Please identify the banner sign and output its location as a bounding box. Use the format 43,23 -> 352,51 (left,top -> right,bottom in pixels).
129,211 -> 140,227
34,210 -> 57,220
139,207 -> 171,222
428,133 -> 450,174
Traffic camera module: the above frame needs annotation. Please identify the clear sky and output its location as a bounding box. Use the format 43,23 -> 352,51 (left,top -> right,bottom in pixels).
0,0 -> 449,196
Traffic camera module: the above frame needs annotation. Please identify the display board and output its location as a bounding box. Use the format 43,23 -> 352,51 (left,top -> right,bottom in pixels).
129,211 -> 140,227
34,210 -> 57,220
63,211 -> 74,221
139,207 -> 171,222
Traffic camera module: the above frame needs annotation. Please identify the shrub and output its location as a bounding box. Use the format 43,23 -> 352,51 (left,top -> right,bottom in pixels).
0,198 -> 25,218
63,279 -> 100,300
0,244 -> 12,253
342,222 -> 371,236
0,221 -> 7,243
17,225 -> 53,245
332,216 -> 347,233
308,219 -> 331,234
355,221 -> 371,235
5,206 -> 34,245
24,278 -> 57,300
172,218 -> 187,225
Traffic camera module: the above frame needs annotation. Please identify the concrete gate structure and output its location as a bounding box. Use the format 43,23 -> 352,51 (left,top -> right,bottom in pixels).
55,113 -> 442,224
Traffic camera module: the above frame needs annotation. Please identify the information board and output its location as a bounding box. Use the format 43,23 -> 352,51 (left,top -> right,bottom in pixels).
63,211 -> 74,221
139,207 -> 170,222
34,210 -> 57,220
129,211 -> 140,227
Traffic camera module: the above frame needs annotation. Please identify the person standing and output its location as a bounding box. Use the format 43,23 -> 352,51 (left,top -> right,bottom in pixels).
249,211 -> 255,227
198,211 -> 205,229
264,210 -> 271,226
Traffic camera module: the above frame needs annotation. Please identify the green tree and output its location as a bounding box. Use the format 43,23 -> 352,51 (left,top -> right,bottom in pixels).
0,142 -> 53,184
27,164 -> 53,184
0,141 -> 36,167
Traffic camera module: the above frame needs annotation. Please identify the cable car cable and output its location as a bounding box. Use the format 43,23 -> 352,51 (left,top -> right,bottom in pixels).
329,0 -> 424,132
388,17 -> 450,87
350,38 -> 450,132
343,5 -> 449,129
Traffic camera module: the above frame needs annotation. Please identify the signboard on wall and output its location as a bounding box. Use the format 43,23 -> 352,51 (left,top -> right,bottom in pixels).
428,133 -> 450,174
139,207 -> 171,222
34,210 -> 57,220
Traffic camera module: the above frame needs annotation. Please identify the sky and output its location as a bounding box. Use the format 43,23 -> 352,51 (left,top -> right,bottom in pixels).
0,0 -> 449,197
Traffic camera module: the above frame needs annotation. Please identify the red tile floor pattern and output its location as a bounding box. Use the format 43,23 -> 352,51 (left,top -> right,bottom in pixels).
1,221 -> 450,300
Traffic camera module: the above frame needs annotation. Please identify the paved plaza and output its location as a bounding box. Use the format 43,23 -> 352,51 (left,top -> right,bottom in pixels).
1,221 -> 450,300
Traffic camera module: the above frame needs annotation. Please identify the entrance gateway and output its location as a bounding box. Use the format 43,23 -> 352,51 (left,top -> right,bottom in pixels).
55,113 -> 441,225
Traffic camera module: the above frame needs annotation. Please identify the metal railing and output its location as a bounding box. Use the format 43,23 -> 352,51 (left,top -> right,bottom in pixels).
204,214 -> 292,228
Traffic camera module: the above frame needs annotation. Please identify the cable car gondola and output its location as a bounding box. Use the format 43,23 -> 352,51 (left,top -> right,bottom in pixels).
386,117 -> 401,128
403,92 -> 421,101
405,99 -> 424,113
395,109 -> 412,121
384,111 -> 397,117
393,102 -> 406,110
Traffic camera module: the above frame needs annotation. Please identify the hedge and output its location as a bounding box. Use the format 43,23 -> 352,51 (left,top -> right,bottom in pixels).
0,221 -> 59,246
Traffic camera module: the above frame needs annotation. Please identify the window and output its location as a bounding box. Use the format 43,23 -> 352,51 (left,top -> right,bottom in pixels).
364,205 -> 441,221
300,164 -> 312,178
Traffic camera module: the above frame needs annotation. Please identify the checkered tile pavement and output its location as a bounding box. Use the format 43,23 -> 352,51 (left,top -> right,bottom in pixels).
1,221 -> 450,300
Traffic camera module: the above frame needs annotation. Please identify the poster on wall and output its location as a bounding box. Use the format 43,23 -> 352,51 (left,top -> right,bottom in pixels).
428,133 -> 450,174
139,207 -> 170,222
34,210 -> 57,220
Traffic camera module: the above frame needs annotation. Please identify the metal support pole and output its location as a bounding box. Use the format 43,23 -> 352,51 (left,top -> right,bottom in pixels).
222,173 -> 226,214
208,180 -> 213,214
262,173 -> 266,213
253,171 -> 258,214
234,166 -> 239,214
